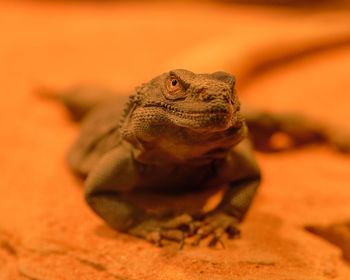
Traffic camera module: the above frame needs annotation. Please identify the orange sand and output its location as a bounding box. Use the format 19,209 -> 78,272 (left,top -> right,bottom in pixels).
1,1 -> 350,279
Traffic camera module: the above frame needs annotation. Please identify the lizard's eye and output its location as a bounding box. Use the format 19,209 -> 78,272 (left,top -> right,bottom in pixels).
168,77 -> 180,91
165,76 -> 186,99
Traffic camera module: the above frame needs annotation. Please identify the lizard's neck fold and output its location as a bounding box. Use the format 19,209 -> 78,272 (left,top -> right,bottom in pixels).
127,124 -> 247,166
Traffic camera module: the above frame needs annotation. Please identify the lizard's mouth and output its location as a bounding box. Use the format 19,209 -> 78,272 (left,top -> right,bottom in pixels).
144,102 -> 229,115
143,102 -> 241,131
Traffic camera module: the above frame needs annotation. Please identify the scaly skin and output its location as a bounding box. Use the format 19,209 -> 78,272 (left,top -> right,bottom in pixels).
52,69 -> 349,247
65,69 -> 260,246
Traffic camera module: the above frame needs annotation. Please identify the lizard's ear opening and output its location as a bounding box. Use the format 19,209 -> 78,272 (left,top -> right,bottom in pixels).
211,72 -> 236,89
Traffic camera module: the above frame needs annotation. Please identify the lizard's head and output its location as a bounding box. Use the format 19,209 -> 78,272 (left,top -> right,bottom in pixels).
133,69 -> 242,131
120,69 -> 245,162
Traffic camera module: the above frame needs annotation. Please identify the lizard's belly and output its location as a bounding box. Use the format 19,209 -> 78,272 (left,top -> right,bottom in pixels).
135,163 -> 216,193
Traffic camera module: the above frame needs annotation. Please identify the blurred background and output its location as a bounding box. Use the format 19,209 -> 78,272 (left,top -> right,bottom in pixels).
2,0 -> 350,123
1,1 -> 350,279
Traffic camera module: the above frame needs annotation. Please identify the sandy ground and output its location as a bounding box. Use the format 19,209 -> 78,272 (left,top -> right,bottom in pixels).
1,1 -> 350,279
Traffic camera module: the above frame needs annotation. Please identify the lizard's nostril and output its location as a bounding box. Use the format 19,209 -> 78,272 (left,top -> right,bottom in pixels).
199,89 -> 209,100
199,89 -> 231,103
199,89 -> 207,96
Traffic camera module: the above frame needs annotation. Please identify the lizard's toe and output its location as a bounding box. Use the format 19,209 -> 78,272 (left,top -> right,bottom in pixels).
192,211 -> 241,247
128,213 -> 193,247
227,223 -> 241,239
208,228 -> 225,248
162,212 -> 193,231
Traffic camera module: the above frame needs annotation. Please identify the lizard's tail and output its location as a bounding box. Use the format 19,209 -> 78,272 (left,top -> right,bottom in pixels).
37,85 -> 120,121
245,110 -> 350,154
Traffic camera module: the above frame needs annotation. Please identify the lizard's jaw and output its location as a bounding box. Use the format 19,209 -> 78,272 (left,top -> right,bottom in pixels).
127,105 -> 245,160
142,101 -> 241,132
170,110 -> 237,132
167,105 -> 242,132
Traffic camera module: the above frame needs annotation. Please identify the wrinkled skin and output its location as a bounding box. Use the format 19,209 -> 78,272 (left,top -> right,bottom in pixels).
64,69 -> 259,247
52,69 -> 349,247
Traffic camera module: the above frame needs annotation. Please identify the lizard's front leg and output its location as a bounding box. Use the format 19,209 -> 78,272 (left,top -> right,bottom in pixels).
84,144 -> 193,245
194,139 -> 261,247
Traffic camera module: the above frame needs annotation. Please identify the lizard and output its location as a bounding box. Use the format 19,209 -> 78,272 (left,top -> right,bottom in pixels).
45,69 -> 350,247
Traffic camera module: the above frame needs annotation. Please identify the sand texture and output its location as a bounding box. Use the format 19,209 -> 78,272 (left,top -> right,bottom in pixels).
1,1 -> 350,279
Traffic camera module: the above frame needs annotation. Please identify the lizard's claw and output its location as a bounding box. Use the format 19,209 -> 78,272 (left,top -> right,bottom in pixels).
128,212 -> 193,247
192,211 -> 240,247
128,211 -> 240,248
